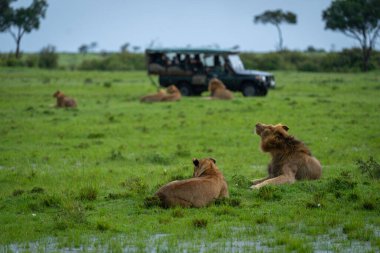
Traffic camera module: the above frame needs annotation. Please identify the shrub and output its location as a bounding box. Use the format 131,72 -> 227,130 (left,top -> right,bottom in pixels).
79,186 -> 98,201
356,157 -> 380,179
38,45 -> 58,69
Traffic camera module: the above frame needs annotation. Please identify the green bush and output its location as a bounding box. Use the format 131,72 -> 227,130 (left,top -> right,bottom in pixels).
38,45 -> 59,69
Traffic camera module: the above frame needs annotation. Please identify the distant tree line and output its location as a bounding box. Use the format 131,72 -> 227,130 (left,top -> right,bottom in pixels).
1,48 -> 379,72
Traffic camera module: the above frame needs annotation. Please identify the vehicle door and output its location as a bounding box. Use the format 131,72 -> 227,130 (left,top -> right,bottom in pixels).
203,54 -> 236,90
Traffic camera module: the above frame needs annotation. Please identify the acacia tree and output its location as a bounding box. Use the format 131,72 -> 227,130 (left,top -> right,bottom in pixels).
254,10 -> 297,51
0,0 -> 48,58
323,0 -> 380,71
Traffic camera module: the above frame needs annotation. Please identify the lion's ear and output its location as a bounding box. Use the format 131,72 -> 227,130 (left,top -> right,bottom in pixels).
192,158 -> 199,167
209,158 -> 216,164
282,125 -> 289,131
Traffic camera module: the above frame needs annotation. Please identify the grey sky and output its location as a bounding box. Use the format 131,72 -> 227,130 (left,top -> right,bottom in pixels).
0,0 -> 360,53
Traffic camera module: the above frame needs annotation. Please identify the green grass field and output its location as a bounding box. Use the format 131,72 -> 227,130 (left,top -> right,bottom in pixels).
0,68 -> 379,252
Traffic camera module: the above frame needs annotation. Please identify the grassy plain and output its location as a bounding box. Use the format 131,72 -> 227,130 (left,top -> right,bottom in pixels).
0,68 -> 379,252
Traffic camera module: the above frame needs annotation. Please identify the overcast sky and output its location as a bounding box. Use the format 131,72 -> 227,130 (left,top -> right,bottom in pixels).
0,0 -> 362,53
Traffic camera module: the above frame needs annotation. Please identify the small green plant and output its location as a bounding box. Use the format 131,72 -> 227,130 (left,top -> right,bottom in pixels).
231,174 -> 251,188
256,186 -> 282,201
121,177 -> 148,194
356,157 -> 380,179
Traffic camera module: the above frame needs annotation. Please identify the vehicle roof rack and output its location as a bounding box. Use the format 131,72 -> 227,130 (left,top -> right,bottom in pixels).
145,47 -> 240,55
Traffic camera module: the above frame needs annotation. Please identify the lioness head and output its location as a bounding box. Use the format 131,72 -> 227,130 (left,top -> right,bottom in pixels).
255,123 -> 290,152
53,90 -> 64,98
208,78 -> 226,93
166,85 -> 180,94
192,157 -> 216,177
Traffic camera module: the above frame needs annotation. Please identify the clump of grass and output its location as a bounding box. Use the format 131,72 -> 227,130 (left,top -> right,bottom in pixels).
174,144 -> 191,158
103,81 -> 112,88
146,153 -> 171,165
75,142 -> 90,149
41,194 -> 62,208
361,199 -> 376,210
143,196 -> 161,208
171,208 -> 185,218
79,186 -> 98,201
231,174 -> 251,188
87,133 -> 105,139
306,192 -> 325,209
54,201 -> 86,230
105,192 -> 131,200
12,189 -> 25,196
214,197 -> 241,207
96,219 -> 111,231
214,206 -> 234,216
192,218 -> 208,228
356,156 -> 380,179
255,215 -> 269,224
169,174 -> 187,181
83,78 -> 93,84
109,149 -> 125,160
121,177 -> 148,194
30,186 -> 45,194
327,171 -> 357,192
256,186 -> 282,201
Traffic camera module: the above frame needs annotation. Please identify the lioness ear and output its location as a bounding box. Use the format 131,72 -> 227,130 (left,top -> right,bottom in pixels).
282,125 -> 289,131
210,158 -> 216,164
192,158 -> 199,167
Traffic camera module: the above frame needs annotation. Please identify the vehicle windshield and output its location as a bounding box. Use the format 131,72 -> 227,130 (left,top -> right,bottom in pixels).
228,55 -> 245,71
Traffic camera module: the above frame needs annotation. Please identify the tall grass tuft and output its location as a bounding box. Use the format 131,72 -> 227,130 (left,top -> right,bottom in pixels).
79,186 -> 98,201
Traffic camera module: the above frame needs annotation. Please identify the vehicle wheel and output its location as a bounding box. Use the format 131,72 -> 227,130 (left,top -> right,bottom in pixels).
242,83 -> 258,97
177,82 -> 192,96
257,85 -> 268,96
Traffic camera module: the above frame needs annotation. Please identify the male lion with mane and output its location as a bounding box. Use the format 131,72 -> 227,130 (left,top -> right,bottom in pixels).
53,90 -> 77,108
208,78 -> 233,100
251,123 -> 322,189
140,85 -> 181,102
155,158 -> 229,208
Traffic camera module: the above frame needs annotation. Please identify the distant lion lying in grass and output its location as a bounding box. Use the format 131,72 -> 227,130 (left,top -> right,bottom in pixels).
155,158 -> 229,208
251,123 -> 322,189
53,90 -> 77,108
208,78 -> 233,100
140,85 -> 181,102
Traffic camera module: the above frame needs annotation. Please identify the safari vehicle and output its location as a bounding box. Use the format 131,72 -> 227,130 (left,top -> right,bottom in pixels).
145,48 -> 275,96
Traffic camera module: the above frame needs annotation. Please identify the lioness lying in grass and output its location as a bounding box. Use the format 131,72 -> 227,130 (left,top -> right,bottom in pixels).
140,85 -> 181,102
155,158 -> 229,208
53,90 -> 77,108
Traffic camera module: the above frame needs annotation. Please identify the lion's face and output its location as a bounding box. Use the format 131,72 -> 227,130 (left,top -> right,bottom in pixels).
192,158 -> 216,177
208,78 -> 225,92
255,123 -> 290,152
53,91 -> 63,98
167,85 -> 179,94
